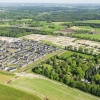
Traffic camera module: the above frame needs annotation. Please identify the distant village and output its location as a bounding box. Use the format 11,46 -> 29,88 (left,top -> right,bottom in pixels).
0,38 -> 59,72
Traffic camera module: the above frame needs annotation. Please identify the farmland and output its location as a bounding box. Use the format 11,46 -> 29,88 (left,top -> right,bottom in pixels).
10,77 -> 98,100
72,33 -> 100,39
71,26 -> 100,32
76,26 -> 100,32
76,26 -> 94,30
0,83 -> 41,100
84,20 -> 100,23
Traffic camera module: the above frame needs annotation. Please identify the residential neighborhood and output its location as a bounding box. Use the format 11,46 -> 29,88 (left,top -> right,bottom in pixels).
0,38 -> 59,72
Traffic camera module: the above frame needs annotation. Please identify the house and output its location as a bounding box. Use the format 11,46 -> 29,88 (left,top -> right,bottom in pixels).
8,67 -> 17,72
1,66 -> 9,71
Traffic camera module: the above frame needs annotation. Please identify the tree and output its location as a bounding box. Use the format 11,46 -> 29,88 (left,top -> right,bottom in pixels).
74,46 -> 77,52
78,46 -> 84,53
93,74 -> 100,84
84,48 -> 89,54
76,67 -> 85,78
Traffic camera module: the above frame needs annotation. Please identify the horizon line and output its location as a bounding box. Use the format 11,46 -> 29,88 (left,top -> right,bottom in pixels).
0,2 -> 100,4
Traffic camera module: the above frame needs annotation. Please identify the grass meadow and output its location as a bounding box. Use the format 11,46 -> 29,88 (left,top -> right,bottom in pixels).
0,83 -> 41,100
10,77 -> 98,100
0,72 -> 14,83
59,50 -> 93,58
85,20 -> 100,23
73,33 -> 100,39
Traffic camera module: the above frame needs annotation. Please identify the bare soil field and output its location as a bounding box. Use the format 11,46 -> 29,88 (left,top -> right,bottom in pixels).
21,34 -> 100,54
21,34 -> 76,47
0,36 -> 13,42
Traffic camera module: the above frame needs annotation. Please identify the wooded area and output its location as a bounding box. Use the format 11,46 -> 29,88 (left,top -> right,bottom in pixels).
32,51 -> 100,96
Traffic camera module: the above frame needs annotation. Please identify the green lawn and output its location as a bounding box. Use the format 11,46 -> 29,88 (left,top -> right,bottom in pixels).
43,64 -> 53,71
0,83 -> 41,100
59,50 -> 93,58
11,77 -> 98,100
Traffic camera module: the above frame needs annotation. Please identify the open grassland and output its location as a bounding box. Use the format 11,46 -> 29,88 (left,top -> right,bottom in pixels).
43,24 -> 64,32
10,77 -> 98,100
71,26 -> 94,31
71,26 -> 100,32
73,33 -> 100,39
0,83 -> 41,100
59,50 -> 94,58
77,26 -> 100,32
77,26 -> 94,30
0,72 -> 14,83
75,20 -> 100,23
21,21 -> 64,32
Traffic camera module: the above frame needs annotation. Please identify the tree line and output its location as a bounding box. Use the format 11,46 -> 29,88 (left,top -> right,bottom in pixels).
0,4 -> 100,22
0,27 -> 53,37
62,22 -> 100,28
65,45 -> 94,55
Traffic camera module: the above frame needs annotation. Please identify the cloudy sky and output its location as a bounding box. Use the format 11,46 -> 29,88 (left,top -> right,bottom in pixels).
0,0 -> 100,3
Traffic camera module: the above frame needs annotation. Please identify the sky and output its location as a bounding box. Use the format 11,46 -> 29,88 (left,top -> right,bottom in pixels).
0,0 -> 100,3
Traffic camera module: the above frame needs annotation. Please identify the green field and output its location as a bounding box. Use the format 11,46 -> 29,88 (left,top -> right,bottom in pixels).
77,26 -> 100,32
85,20 -> 100,23
43,24 -> 63,32
76,20 -> 100,23
0,83 -> 41,100
77,26 -> 94,30
43,64 -> 53,71
10,77 -> 98,100
59,50 -> 93,58
73,33 -> 100,39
